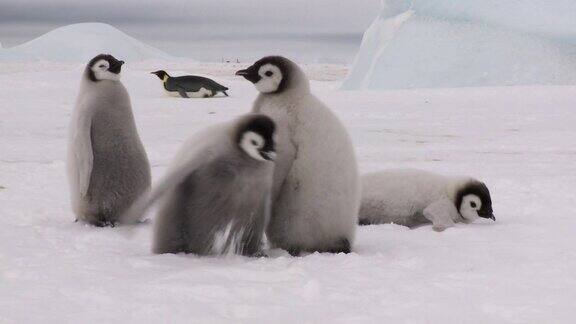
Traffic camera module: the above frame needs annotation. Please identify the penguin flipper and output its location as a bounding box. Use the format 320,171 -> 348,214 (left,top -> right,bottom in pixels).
70,114 -> 94,199
423,198 -> 458,232
177,88 -> 189,98
120,146 -> 209,224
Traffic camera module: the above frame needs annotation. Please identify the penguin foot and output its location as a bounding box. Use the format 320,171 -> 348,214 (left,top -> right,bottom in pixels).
358,218 -> 373,226
325,238 -> 351,254
91,219 -> 117,228
249,251 -> 269,258
286,247 -> 302,257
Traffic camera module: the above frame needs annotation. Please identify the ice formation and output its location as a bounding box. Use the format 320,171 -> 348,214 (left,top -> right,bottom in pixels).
0,23 -> 172,62
342,0 -> 576,89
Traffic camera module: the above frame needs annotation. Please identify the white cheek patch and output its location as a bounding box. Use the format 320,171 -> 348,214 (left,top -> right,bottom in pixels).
240,131 -> 266,161
460,194 -> 482,221
94,70 -> 121,81
255,64 -> 282,93
91,59 -> 120,81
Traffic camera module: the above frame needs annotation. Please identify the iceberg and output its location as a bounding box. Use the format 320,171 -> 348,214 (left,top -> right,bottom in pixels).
0,23 -> 173,62
342,0 -> 576,89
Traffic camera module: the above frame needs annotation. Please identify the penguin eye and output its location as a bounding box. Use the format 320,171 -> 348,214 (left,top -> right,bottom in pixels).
470,202 -> 477,208
265,71 -> 273,77
251,140 -> 258,146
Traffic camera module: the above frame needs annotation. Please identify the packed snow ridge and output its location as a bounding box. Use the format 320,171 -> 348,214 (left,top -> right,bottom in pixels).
0,23 -> 173,62
343,0 -> 576,89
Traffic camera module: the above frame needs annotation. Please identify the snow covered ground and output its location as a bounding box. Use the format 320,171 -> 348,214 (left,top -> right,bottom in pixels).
1,62 -> 575,323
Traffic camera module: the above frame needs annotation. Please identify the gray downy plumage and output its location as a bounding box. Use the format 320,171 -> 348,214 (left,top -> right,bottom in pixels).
151,70 -> 229,98
131,114 -> 276,256
67,54 -> 151,227
236,56 -> 360,255
358,169 -> 495,231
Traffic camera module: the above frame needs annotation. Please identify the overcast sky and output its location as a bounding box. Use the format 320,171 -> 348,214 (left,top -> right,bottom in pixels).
0,0 -> 380,62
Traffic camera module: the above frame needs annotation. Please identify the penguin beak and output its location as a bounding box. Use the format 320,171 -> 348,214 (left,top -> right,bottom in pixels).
111,60 -> 124,68
235,69 -> 248,76
479,209 -> 495,221
236,67 -> 261,83
260,151 -> 276,161
109,60 -> 124,74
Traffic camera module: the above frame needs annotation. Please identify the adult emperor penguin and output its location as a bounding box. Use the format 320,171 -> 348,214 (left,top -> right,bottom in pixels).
150,70 -> 229,98
132,114 -> 276,256
67,54 -> 151,227
359,169 -> 495,231
235,56 -> 360,255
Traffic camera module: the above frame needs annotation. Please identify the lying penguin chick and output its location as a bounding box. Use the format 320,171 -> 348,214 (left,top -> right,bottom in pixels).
151,70 -> 229,98
67,54 -> 151,227
236,56 -> 359,255
137,114 -> 276,256
359,169 -> 495,231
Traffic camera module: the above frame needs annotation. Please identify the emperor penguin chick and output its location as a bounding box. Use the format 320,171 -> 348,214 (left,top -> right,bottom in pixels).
236,56 -> 360,255
67,54 -> 151,227
359,169 -> 495,231
148,114 -> 276,256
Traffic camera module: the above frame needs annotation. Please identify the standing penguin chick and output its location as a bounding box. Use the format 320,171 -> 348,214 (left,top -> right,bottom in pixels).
144,114 -> 276,256
359,169 -> 495,231
151,70 -> 229,98
236,56 -> 360,255
67,54 -> 151,227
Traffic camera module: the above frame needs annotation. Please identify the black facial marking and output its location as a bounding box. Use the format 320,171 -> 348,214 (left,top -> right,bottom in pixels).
235,56 -> 291,93
456,181 -> 494,220
151,70 -> 168,80
236,114 -> 276,160
86,54 -> 124,82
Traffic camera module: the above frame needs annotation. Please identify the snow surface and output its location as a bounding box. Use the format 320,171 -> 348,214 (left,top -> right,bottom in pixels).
343,0 -> 576,89
0,23 -> 173,63
1,62 -> 576,323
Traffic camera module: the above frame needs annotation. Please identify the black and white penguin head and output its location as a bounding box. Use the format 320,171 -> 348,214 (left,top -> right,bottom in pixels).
150,70 -> 169,81
235,56 -> 293,94
456,181 -> 495,222
87,54 -> 124,82
236,114 -> 276,162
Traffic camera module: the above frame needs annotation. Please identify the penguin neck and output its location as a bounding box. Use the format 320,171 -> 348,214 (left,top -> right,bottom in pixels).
162,74 -> 169,82
446,177 -> 475,213
260,71 -> 311,106
285,66 -> 311,96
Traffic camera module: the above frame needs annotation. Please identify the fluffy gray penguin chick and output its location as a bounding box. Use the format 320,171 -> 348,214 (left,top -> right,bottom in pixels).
359,169 -> 495,231
236,56 -> 360,256
141,114 -> 276,256
67,54 -> 151,227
